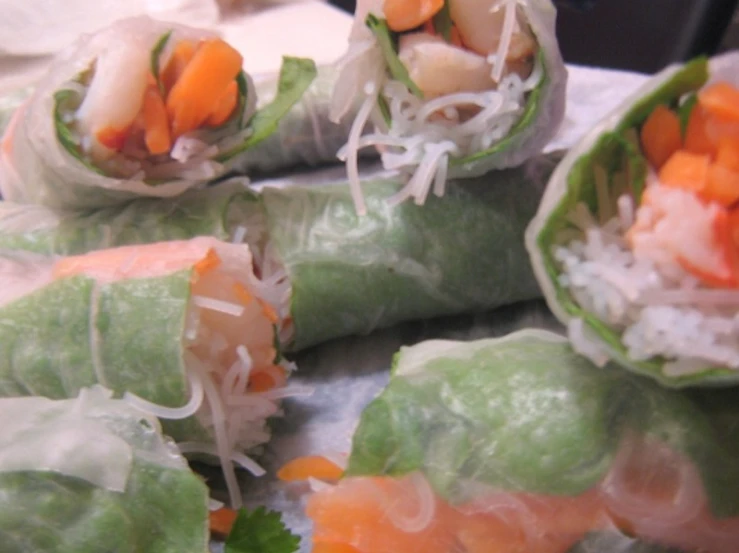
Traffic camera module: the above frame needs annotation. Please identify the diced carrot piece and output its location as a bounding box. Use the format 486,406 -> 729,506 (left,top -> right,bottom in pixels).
248,370 -> 277,393
166,38 -> 243,139
95,126 -> 130,151
715,136 -> 739,172
209,507 -> 238,538
232,282 -> 253,305
705,164 -> 739,207
640,105 -> 683,169
659,150 -> 711,193
384,0 -> 444,32
684,104 -> 718,157
698,81 -> 739,123
312,543 -> 362,553
141,84 -> 171,155
277,455 -> 345,482
160,40 -> 196,95
206,80 -> 239,127
193,248 -> 221,275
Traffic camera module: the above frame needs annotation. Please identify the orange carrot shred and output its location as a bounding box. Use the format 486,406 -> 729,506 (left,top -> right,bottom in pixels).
277,455 -> 345,482
141,84 -> 171,155
640,105 -> 682,170
166,38 -> 243,139
95,126 -> 131,151
206,80 -> 239,127
232,282 -> 253,305
160,40 -> 197,95
259,299 -> 279,324
658,150 -> 711,194
384,0 -> 444,32
698,81 -> 739,123
194,248 -> 221,275
209,507 -> 238,538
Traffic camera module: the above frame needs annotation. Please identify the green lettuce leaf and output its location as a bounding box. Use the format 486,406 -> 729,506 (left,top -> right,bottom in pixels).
53,89 -> 104,175
365,14 -> 423,98
225,507 -> 299,553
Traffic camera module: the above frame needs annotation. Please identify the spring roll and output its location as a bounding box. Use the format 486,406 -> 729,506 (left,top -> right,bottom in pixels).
330,0 -> 567,214
0,238 -> 296,507
0,387 -> 209,553
0,16 -> 316,210
296,330 -> 739,553
525,52 -> 739,386
0,154 -> 560,351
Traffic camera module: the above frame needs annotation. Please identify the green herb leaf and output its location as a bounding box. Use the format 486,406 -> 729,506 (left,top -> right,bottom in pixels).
218,56 -> 317,161
432,1 -> 453,43
365,14 -> 424,99
225,507 -> 300,553
53,90 -> 104,175
150,30 -> 173,95
678,92 -> 698,137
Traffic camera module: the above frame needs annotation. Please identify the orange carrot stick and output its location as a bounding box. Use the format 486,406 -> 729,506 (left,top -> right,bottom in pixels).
705,164 -> 739,207
277,455 -> 345,482
141,84 -> 172,155
715,136 -> 739,172
193,248 -> 221,275
384,0 -> 444,32
95,126 -> 131,152
698,81 -> 739,123
233,282 -> 254,305
166,38 -> 243,139
206,80 -> 239,127
259,299 -> 279,324
160,40 -> 196,95
209,507 -> 238,538
640,105 -> 682,170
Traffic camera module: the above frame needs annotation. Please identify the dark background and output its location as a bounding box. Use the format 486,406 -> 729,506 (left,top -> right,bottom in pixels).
327,0 -> 739,73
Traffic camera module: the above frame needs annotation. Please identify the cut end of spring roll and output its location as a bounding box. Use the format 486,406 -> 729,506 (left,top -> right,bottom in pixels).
526,51 -> 739,386
295,330 -> 739,553
331,0 -> 566,214
0,237 -> 296,509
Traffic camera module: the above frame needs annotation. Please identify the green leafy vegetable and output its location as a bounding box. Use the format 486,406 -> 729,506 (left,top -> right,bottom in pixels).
150,30 -> 173,95
678,92 -> 698,136
219,56 -> 317,161
432,0 -> 453,42
225,507 -> 299,553
365,14 -> 423,99
53,90 -> 104,175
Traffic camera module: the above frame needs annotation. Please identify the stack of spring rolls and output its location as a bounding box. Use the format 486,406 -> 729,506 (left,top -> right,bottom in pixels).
3,2 -> 738,552
0,2 -> 575,550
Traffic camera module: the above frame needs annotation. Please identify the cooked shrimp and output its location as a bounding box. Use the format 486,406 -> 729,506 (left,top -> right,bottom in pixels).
75,40 -> 151,162
398,33 -> 496,98
449,0 -> 536,59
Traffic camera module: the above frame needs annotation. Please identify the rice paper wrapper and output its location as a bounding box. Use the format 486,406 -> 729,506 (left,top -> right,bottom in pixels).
447,0 -> 568,178
0,16 -> 317,210
0,387 -> 209,553
525,51 -> 739,387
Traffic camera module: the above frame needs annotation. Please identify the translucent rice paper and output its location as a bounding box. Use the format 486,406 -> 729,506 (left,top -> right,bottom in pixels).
525,51 -> 739,387
0,386 -> 186,491
0,386 -> 210,553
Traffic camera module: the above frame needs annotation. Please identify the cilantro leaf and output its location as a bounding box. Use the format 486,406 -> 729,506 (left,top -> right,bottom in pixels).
225,507 -> 300,553
150,30 -> 173,95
